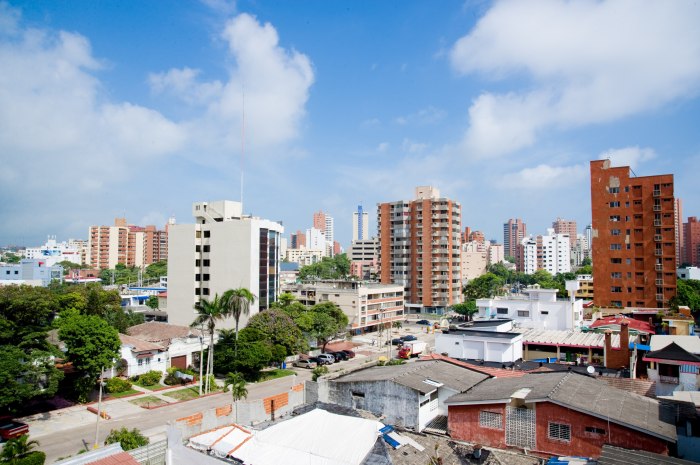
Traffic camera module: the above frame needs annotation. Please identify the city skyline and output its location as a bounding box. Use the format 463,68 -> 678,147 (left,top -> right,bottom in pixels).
1,1 -> 699,247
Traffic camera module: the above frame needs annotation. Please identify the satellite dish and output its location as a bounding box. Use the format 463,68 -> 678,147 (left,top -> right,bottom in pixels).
587,366 -> 595,375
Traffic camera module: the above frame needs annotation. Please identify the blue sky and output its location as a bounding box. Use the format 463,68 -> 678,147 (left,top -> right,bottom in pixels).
1,0 -> 700,249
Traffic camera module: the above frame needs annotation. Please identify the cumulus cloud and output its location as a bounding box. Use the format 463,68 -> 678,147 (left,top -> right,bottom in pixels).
498,164 -> 588,190
451,0 -> 700,158
598,146 -> 655,170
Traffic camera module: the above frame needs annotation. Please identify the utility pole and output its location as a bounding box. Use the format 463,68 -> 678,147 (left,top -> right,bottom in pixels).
93,371 -> 104,449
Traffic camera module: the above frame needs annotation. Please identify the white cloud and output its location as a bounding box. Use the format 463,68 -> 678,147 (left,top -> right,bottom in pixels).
598,146 -> 656,170
148,67 -> 223,105
394,106 -> 446,126
402,139 -> 428,154
498,164 -> 587,190
451,0 -> 700,158
376,142 -> 390,153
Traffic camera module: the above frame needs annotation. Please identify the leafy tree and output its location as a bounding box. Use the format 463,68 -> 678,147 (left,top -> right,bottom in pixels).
222,288 -> 256,358
146,295 -> 159,310
307,302 -> 349,352
102,307 -> 144,333
245,308 -> 307,356
392,321 -> 402,332
298,254 -> 351,280
576,264 -> 593,275
104,427 -> 149,451
58,314 -> 120,402
581,257 -> 592,266
311,365 -> 328,381
144,261 -> 167,281
2,252 -> 21,264
0,435 -> 41,462
463,273 -> 505,300
451,302 -> 478,321
57,260 -> 87,271
0,285 -> 58,350
230,328 -> 273,379
0,347 -> 63,413
224,372 -> 247,423
191,295 -> 227,393
670,279 -> 700,313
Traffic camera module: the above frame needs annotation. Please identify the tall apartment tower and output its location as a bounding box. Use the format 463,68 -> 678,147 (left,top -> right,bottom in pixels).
552,218 -> 577,249
352,205 -> 369,241
88,218 -> 168,269
590,160 -> 676,309
684,217 -> 700,266
503,218 -> 526,259
519,229 -> 571,275
377,186 -> 462,313
675,199 -> 683,267
167,200 -> 283,329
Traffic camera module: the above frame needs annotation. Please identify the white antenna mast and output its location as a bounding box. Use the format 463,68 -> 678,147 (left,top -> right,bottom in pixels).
240,86 -> 245,211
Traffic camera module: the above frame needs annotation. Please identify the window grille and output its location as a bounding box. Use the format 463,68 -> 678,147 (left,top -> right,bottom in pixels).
479,411 -> 503,430
548,422 -> 571,441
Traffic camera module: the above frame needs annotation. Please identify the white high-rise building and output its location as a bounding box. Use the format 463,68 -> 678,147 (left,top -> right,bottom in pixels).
352,205 -> 369,242
167,200 -> 283,329
306,227 -> 327,255
25,236 -> 83,266
520,229 -> 571,275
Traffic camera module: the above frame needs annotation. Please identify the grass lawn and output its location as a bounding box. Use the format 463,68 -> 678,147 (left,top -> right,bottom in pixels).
163,387 -> 203,401
107,389 -> 140,398
129,395 -> 168,408
257,369 -> 295,383
134,381 -> 165,391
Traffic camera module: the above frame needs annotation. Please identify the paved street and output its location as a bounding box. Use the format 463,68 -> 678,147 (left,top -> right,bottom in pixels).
18,319 -> 439,464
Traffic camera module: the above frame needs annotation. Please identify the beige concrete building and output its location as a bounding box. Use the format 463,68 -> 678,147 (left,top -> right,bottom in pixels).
88,217 -> 168,269
167,200 -> 283,329
461,241 -> 488,283
287,280 -> 404,333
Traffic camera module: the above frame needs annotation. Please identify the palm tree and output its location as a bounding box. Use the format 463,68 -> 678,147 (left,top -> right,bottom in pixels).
0,435 -> 40,462
392,321 -> 403,333
191,294 -> 226,393
222,288 -> 256,358
224,372 -> 248,424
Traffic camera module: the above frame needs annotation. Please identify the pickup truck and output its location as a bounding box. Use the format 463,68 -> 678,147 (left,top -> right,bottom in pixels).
0,416 -> 29,440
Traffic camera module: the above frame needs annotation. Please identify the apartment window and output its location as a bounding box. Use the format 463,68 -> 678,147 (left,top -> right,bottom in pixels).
608,187 -> 619,194
479,411 -> 503,430
610,258 -> 622,264
202,288 -> 210,296
203,230 -> 211,238
585,426 -> 605,435
611,286 -> 622,293
611,300 -> 622,307
609,201 -> 620,207
610,244 -> 622,250
496,308 -> 508,315
202,274 -> 210,281
609,215 -> 620,222
195,259 -> 201,266
548,422 -> 571,442
611,272 -> 622,278
517,310 -> 530,317
195,274 -> 201,281
195,288 -> 201,295
203,259 -> 210,266
195,231 -> 201,238
203,245 -> 210,252
195,245 -> 201,252
611,229 -> 621,236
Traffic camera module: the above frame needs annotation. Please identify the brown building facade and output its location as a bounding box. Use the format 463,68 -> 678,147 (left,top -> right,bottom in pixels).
503,218 -> 526,260
590,160 -> 677,309
377,186 -> 462,313
88,218 -> 168,269
683,216 -> 700,267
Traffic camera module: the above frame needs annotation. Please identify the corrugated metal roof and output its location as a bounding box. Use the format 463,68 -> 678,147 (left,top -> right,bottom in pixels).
521,328 -> 620,348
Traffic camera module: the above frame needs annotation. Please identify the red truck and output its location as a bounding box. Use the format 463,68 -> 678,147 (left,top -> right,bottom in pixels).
0,416 -> 29,440
398,340 -> 427,359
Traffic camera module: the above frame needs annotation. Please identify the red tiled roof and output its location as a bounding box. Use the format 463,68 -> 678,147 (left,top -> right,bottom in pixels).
590,315 -> 655,334
119,333 -> 165,353
419,353 -> 526,378
87,451 -> 140,465
127,321 -> 201,346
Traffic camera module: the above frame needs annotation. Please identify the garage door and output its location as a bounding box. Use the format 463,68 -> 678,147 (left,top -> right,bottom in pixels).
171,355 -> 187,370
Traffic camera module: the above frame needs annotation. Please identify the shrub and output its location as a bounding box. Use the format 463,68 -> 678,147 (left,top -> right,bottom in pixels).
137,370 -> 162,386
106,377 -> 132,393
385,359 -> 405,366
311,366 -> 328,381
104,427 -> 149,451
15,451 -> 46,465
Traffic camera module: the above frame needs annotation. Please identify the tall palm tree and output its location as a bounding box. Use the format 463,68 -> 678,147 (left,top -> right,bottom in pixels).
0,435 -> 40,462
191,294 -> 226,393
222,288 -> 256,358
224,372 -> 248,424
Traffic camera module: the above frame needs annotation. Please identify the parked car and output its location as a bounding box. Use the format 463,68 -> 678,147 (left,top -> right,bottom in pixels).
341,349 -> 356,359
402,335 -> 418,342
331,351 -> 348,361
317,353 -> 336,365
293,359 -> 317,369
0,417 -> 28,440
416,319 -> 431,325
391,337 -> 404,345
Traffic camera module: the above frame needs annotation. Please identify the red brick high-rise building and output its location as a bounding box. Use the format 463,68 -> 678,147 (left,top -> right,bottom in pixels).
503,218 -> 526,260
378,186 -> 462,313
684,217 -> 700,267
88,218 -> 168,269
590,160 -> 676,309
552,217 -> 577,251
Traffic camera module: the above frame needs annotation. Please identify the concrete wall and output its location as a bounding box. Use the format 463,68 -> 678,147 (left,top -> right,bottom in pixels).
324,379 -> 420,430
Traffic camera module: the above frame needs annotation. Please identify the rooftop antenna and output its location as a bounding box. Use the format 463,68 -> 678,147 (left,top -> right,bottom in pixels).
240,86 -> 245,211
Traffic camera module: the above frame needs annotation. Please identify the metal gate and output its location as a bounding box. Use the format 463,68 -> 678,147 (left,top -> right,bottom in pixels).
506,406 -> 536,450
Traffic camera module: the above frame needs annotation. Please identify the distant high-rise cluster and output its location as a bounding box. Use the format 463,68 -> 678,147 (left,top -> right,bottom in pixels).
503,218 -> 526,259
285,210 -> 340,265
87,217 -> 170,269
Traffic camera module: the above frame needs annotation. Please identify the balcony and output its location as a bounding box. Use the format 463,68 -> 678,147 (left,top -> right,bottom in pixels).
655,250 -> 663,256
656,279 -> 664,286
654,220 -> 662,226
656,293 -> 664,301
653,205 -> 662,211
654,235 -> 663,242
656,264 -> 663,271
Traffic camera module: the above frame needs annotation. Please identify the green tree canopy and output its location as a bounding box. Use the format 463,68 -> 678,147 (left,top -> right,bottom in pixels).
144,261 -> 167,281
463,273 -> 505,300
451,302 -> 478,320
670,279 -> 700,313
104,427 -> 149,451
307,302 -> 349,352
245,308 -> 307,356
0,346 -> 63,413
58,314 -> 120,401
0,284 -> 58,350
298,254 -> 351,280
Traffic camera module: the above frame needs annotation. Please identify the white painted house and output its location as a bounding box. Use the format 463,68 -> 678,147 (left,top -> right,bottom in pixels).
435,320 -> 523,363
475,287 -> 583,331
104,334 -> 167,379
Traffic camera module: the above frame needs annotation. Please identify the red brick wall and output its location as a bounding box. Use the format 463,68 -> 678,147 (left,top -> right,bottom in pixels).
449,402 -> 669,458
449,405 -> 507,449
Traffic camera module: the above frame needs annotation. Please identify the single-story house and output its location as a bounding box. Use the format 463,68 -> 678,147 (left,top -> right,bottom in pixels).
644,335 -> 700,396
446,371 -> 676,458
127,321 -> 204,370
104,334 -> 167,378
